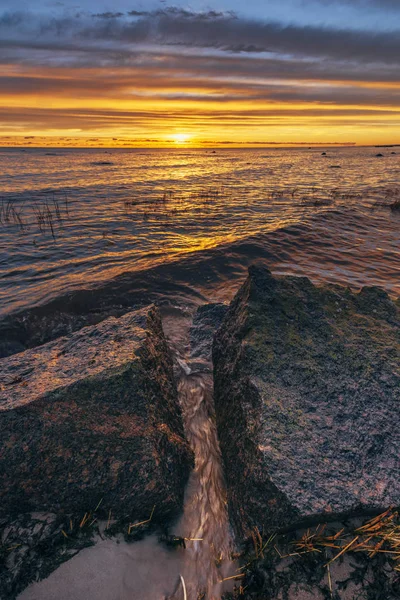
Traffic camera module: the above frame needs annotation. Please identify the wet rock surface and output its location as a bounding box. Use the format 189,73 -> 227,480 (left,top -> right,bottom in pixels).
190,303 -> 228,364
213,266 -> 400,537
0,294 -> 142,360
0,306 -> 193,520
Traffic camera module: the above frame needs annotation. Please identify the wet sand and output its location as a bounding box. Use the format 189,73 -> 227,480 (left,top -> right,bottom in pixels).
19,536 -> 183,600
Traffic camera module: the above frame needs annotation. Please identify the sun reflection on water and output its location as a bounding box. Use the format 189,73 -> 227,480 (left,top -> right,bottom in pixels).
0,146 -> 399,314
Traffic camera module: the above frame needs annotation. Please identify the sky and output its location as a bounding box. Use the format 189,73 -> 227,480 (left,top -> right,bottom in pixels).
0,0 -> 399,146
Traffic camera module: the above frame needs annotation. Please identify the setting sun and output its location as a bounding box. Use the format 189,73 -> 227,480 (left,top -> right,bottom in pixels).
173,133 -> 191,144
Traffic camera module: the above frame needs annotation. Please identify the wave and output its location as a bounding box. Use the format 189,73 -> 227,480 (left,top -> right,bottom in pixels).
1,208 -> 398,355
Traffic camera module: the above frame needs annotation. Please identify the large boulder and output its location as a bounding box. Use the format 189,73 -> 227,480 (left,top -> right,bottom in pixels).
213,266 -> 400,537
0,307 -> 193,522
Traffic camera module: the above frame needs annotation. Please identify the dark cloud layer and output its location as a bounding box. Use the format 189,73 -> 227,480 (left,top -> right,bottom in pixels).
2,70 -> 399,110
1,7 -> 399,65
127,8 -> 236,20
1,105 -> 396,130
92,12 -> 124,19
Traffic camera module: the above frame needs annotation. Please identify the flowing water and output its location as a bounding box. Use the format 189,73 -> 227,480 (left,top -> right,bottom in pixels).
163,308 -> 236,599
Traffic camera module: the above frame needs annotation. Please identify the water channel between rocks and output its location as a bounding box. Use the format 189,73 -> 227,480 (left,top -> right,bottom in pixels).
163,306 -> 237,600
18,306 -> 237,600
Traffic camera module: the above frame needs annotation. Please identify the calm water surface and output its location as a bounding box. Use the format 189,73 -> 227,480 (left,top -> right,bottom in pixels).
1,147 -> 399,315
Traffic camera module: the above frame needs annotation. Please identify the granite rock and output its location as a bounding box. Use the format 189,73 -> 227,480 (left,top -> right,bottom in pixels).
213,266 -> 400,536
0,307 -> 193,522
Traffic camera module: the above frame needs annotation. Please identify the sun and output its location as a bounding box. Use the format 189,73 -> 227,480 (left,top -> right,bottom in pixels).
172,133 -> 191,144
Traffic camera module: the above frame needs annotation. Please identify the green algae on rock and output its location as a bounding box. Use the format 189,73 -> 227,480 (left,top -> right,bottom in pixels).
213,266 -> 400,538
0,306 -> 193,521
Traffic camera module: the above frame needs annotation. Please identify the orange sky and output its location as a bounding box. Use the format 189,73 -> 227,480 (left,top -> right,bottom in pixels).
1,6 -> 400,147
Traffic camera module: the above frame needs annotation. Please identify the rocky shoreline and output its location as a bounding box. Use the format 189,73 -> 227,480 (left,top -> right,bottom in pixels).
1,267 -> 399,599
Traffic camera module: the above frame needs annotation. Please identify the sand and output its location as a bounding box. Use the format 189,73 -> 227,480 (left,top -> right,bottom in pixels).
18,535 -> 184,600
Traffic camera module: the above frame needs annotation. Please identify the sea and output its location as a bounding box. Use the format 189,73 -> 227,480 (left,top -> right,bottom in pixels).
1,146 -> 399,317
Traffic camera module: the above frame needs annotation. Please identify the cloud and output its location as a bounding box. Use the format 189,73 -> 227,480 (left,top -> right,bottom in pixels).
92,12 -> 124,19
2,57 -> 400,108
1,7 -> 399,66
126,11 -> 149,17
147,13 -> 400,65
127,8 -> 236,20
311,0 -> 400,9
0,11 -> 24,27
0,5 -> 399,141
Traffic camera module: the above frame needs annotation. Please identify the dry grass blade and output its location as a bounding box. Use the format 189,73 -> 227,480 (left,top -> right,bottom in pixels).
220,573 -> 245,582
326,536 -> 359,566
79,513 -> 88,528
180,575 -> 187,600
94,498 -> 103,512
291,509 -> 400,570
295,526 -> 332,555
327,562 -> 333,598
128,505 -> 156,534
251,527 -> 276,559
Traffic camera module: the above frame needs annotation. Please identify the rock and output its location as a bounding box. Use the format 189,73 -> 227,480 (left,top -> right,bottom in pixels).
0,307 -> 193,522
213,266 -> 400,537
0,340 -> 26,359
190,303 -> 228,363
321,152 -> 326,156
0,307 -> 107,359
376,153 -> 384,157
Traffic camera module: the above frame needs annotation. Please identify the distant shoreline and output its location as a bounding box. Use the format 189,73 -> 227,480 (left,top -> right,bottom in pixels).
2,144 -> 388,150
